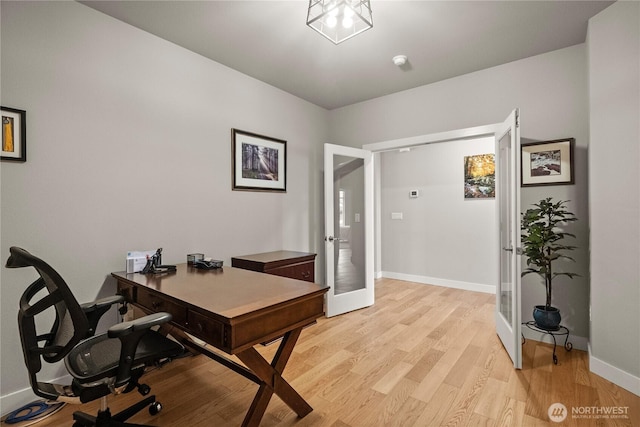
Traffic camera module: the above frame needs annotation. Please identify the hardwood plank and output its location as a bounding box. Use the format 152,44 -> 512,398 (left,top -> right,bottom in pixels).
441,363 -> 487,426
494,397 -> 526,427
412,383 -> 460,426
404,347 -> 444,382
474,378 -> 508,420
443,344 -> 484,388
411,358 -> 455,403
360,377 -> 418,425
371,361 -> 414,394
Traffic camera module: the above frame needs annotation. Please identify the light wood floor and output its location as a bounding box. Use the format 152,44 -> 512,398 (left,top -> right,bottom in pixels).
25,278 -> 639,426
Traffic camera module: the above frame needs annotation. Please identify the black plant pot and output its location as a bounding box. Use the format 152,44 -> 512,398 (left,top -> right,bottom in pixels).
533,305 -> 561,331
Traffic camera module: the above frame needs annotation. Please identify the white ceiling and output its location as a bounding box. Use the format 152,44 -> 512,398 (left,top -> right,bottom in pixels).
80,0 -> 613,110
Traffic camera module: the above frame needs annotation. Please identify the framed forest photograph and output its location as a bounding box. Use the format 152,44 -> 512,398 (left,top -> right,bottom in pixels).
232,129 -> 286,192
464,153 -> 495,199
521,138 -> 574,187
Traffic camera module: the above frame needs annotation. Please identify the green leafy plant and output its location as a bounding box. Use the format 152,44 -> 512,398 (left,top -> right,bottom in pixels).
521,197 -> 579,309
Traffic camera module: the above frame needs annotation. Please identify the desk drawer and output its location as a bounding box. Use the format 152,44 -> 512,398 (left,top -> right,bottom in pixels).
137,288 -> 188,327
187,310 -> 226,349
266,261 -> 314,282
117,282 -> 136,302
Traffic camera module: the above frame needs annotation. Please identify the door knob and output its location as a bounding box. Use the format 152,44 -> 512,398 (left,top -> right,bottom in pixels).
325,236 -> 335,242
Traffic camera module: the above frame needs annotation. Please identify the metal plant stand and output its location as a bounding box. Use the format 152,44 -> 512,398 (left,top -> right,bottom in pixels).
522,321 -> 573,365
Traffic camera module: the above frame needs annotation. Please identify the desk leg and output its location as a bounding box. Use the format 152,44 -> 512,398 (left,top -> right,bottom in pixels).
236,328 -> 312,427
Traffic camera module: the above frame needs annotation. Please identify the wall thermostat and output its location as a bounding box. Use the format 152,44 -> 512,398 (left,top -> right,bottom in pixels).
409,189 -> 419,198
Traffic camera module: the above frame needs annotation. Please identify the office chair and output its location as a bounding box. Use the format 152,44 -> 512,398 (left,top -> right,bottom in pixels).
6,246 -> 185,427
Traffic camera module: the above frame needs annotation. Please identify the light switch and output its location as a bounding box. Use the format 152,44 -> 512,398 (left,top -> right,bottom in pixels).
354,213 -> 361,223
391,212 -> 403,220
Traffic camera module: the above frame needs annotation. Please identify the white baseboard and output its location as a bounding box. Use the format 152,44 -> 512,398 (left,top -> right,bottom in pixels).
380,271 -> 495,294
0,374 -> 71,417
1,386 -> 39,417
588,344 -> 640,397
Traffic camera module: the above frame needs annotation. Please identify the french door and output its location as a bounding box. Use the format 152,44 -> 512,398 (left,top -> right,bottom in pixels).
323,144 -> 374,317
495,109 -> 522,368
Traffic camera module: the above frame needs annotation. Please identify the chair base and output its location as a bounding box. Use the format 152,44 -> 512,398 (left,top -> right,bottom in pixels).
72,395 -> 159,427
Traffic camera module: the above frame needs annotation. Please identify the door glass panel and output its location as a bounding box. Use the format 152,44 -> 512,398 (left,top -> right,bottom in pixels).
498,130 -> 513,324
333,154 -> 365,294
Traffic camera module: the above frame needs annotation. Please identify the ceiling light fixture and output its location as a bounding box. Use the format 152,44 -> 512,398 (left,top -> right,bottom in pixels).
307,0 -> 373,45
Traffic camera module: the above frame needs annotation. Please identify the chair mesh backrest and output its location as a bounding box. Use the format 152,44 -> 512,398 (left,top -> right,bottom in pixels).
7,247 -> 90,380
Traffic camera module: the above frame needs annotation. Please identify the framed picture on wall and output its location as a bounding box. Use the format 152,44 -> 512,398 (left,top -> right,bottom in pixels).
521,138 -> 575,187
464,153 -> 495,199
1,106 -> 26,162
232,129 -> 286,192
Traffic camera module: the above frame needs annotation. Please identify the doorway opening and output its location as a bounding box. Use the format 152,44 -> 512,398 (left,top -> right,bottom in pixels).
377,136 -> 497,294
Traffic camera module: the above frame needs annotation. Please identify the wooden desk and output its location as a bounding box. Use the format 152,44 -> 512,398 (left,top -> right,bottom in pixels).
112,264 -> 328,426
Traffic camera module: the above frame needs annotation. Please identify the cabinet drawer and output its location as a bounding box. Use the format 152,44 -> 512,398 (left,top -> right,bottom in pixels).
266,261 -> 314,282
187,310 -> 226,349
137,288 -> 187,327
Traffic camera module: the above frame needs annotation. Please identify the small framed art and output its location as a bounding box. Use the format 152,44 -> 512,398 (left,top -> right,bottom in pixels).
464,153 -> 495,199
2,106 -> 26,162
521,138 -> 574,187
232,129 -> 286,192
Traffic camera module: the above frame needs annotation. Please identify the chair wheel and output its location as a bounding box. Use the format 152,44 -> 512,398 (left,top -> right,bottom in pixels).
149,401 -> 162,416
138,383 -> 151,395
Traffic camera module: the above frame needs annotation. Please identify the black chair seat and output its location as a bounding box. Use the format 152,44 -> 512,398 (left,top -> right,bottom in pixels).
66,330 -> 183,384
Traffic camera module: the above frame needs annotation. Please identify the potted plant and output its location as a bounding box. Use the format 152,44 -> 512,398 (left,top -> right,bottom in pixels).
521,197 -> 579,330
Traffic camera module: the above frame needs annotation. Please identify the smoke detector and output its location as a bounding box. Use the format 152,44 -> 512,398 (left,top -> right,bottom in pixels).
392,55 -> 408,66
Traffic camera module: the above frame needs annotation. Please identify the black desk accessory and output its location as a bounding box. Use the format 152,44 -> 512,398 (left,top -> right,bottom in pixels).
141,248 -> 177,274
194,259 -> 223,270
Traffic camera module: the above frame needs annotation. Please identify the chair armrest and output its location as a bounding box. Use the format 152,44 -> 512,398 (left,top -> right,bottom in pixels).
81,295 -> 125,311
108,312 -> 174,387
107,312 -> 173,338
81,295 -> 126,337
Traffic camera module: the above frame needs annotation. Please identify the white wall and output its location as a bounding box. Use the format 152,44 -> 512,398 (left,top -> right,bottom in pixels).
380,137 -> 496,293
0,1 -> 327,411
588,1 -> 640,395
328,44 -> 591,348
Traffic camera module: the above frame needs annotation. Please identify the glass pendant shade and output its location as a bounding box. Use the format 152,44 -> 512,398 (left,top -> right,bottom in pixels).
307,0 -> 373,44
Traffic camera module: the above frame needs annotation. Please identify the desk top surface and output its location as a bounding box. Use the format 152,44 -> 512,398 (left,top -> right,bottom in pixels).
231,250 -> 316,263
112,264 -> 327,320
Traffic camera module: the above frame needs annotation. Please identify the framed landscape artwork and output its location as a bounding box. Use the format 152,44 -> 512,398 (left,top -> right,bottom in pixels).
464,153 -> 495,199
521,138 -> 574,187
1,106 -> 26,162
232,129 -> 286,192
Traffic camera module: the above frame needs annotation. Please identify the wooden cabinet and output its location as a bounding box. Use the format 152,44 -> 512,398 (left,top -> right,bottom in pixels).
231,251 -> 316,283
